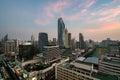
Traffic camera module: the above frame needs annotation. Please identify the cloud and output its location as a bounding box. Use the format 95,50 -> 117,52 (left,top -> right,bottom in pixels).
34,19 -> 49,26
35,0 -> 70,26
62,0 -> 96,21
83,0 -> 96,8
86,22 -> 120,32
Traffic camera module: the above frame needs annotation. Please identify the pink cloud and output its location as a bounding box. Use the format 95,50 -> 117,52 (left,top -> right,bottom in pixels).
35,1 -> 69,26
62,0 -> 96,21
34,19 -> 49,26
84,0 -> 96,8
87,22 -> 120,32
90,6 -> 120,23
44,1 -> 69,17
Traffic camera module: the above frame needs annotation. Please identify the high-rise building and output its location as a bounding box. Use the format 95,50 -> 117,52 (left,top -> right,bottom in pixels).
79,33 -> 85,49
38,32 -> 48,52
19,42 -> 34,61
58,17 -> 65,47
31,35 -> 35,42
42,46 -> 61,64
71,38 -> 76,50
63,28 -> 69,48
68,33 -> 71,48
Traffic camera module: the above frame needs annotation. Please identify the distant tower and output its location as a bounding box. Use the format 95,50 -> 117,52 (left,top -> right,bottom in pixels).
79,33 -> 85,49
68,33 -> 71,48
31,35 -> 35,45
58,17 -> 65,47
63,28 -> 69,48
38,32 -> 48,52
31,35 -> 35,42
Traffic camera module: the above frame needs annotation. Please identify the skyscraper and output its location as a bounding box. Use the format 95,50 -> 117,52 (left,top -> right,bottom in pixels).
63,28 -> 69,48
38,32 -> 48,52
68,33 -> 71,48
79,33 -> 85,49
58,17 -> 65,47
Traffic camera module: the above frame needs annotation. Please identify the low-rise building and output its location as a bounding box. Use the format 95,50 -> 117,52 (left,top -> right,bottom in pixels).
56,61 -> 118,80
99,56 -> 120,79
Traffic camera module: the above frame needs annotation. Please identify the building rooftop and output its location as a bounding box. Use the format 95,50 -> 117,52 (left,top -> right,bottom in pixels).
102,57 -> 120,66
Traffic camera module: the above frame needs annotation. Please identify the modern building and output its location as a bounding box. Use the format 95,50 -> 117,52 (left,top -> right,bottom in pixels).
68,33 -> 72,48
38,32 -> 48,52
19,42 -> 34,61
58,17 -> 65,48
42,46 -> 61,64
79,33 -> 85,49
56,61 -> 118,80
63,28 -> 69,48
71,38 -> 76,50
99,56 -> 120,79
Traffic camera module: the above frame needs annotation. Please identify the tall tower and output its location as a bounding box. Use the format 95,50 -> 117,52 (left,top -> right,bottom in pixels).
79,33 -> 84,49
58,17 -> 65,47
68,33 -> 71,48
63,28 -> 69,48
38,32 -> 48,52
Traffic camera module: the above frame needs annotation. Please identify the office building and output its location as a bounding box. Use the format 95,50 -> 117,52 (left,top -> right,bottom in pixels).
68,33 -> 72,48
38,32 -> 48,52
58,17 -> 65,47
42,46 -> 61,64
63,28 -> 69,48
79,33 -> 85,49
19,42 -> 34,61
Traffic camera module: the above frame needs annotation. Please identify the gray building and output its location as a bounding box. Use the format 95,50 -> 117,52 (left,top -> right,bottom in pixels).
79,33 -> 85,49
38,32 -> 48,52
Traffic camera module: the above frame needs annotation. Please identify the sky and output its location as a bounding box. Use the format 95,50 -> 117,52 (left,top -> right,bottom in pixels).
0,0 -> 120,41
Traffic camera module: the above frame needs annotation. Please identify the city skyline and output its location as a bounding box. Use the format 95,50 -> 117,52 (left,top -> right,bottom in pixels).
0,0 -> 120,41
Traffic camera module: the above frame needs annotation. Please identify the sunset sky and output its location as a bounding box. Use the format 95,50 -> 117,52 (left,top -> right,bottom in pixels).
0,0 -> 120,41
